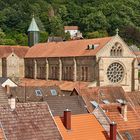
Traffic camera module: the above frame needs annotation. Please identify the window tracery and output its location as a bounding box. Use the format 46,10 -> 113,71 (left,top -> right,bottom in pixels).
107,62 -> 124,83
110,43 -> 123,57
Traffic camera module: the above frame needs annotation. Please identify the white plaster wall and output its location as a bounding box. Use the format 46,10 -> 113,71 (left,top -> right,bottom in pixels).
65,30 -> 78,37
2,79 -> 17,87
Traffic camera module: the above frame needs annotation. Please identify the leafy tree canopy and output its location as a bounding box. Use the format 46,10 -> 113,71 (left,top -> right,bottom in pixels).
0,0 -> 140,46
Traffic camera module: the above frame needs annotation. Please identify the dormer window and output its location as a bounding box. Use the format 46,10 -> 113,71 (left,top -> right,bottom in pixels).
110,43 -> 123,57
87,44 -> 99,50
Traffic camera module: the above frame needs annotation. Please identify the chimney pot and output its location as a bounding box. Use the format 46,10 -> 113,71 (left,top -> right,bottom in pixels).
121,102 -> 127,121
110,122 -> 117,140
5,85 -> 10,94
64,109 -> 71,130
8,98 -> 16,110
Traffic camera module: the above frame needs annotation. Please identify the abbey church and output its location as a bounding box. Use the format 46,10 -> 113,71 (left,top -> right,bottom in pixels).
1,17 -> 140,92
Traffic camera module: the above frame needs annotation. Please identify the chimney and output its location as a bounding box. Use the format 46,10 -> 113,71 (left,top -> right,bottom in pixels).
63,109 -> 71,130
110,122 -> 117,140
8,98 -> 16,110
5,85 -> 10,94
121,102 -> 127,121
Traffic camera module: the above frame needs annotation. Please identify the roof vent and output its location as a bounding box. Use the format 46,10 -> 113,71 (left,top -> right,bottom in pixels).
8,98 -> 16,110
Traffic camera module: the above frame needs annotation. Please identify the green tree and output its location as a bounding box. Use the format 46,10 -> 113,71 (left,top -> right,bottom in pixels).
49,16 -> 64,36
64,31 -> 71,40
85,30 -> 108,39
82,11 -> 108,32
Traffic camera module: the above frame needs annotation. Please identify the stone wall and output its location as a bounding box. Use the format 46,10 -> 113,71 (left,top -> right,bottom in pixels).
98,57 -> 135,91
25,56 -> 96,82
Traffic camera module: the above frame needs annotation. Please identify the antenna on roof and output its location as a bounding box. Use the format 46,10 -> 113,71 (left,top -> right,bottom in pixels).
116,28 -> 119,36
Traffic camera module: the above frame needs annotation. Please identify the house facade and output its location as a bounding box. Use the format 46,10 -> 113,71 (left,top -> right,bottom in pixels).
24,35 -> 139,92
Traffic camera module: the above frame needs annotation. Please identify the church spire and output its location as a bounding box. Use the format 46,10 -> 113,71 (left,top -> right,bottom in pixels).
28,15 -> 39,32
28,15 -> 40,47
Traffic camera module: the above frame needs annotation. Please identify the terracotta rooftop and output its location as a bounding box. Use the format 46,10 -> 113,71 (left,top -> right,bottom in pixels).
0,46 -> 29,58
101,104 -> 140,140
25,37 -> 112,58
0,128 -> 5,140
46,96 -> 88,116
54,114 -> 109,140
0,102 -> 62,140
19,78 -> 89,92
73,86 -> 127,112
64,26 -> 79,30
125,91 -> 140,107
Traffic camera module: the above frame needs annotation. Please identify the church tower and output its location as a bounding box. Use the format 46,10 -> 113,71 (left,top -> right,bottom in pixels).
28,16 -> 40,47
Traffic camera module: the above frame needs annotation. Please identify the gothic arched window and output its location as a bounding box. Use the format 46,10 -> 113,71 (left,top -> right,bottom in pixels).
110,43 -> 123,57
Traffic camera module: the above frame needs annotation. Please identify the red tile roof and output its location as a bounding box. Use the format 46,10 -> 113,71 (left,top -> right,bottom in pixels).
0,46 -> 29,58
101,104 -> 140,140
126,91 -> 140,107
19,78 -> 89,91
0,129 -> 5,140
54,114 -> 109,140
25,37 -> 112,58
64,26 -> 78,30
0,102 -> 62,140
74,86 -> 126,112
120,129 -> 140,140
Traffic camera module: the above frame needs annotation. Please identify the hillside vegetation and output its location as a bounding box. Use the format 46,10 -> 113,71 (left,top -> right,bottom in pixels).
0,0 -> 140,46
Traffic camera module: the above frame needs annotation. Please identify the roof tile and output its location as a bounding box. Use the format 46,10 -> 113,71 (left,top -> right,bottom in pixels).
54,114 -> 109,140
46,96 -> 88,116
25,37 -> 112,58
0,102 -> 62,140
0,46 -> 29,58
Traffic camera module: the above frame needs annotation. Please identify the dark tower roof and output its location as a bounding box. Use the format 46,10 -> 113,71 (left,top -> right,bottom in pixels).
28,16 -> 39,32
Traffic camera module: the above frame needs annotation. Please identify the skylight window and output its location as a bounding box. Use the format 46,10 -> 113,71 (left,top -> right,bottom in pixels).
90,101 -> 98,108
124,132 -> 133,140
50,89 -> 57,96
35,89 -> 42,96
116,99 -> 125,104
102,100 -> 110,104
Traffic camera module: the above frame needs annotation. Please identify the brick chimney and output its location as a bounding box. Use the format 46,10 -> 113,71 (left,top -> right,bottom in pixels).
8,98 -> 16,110
64,109 -> 71,130
110,122 -> 117,140
121,102 -> 127,121
5,85 -> 10,94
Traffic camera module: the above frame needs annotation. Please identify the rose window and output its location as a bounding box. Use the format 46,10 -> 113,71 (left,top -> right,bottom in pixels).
107,62 -> 124,83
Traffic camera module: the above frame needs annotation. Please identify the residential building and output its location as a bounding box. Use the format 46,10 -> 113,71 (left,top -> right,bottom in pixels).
64,26 -> 79,38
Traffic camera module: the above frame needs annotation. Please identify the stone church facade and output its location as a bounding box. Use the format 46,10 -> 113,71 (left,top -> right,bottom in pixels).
24,35 -> 139,92
0,46 -> 29,80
